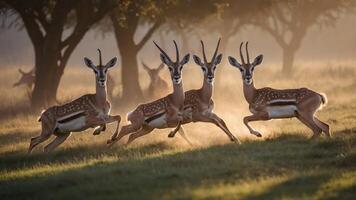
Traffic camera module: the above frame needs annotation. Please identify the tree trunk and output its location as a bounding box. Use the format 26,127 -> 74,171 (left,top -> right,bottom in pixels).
110,10 -> 162,103
113,27 -> 143,102
281,47 -> 296,75
180,29 -> 189,53
31,33 -> 76,108
31,47 -> 60,108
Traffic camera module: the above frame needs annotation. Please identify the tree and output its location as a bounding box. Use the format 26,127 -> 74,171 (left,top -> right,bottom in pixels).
252,0 -> 352,74
108,0 -> 226,102
2,0 -> 114,108
109,0 -> 170,102
158,0 -> 273,88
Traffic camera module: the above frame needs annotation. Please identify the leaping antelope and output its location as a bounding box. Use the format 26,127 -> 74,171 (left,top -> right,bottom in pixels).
168,39 -> 241,143
107,41 -> 190,145
13,68 -> 35,88
28,49 -> 121,153
13,68 -> 35,100
142,60 -> 169,99
228,42 -> 330,138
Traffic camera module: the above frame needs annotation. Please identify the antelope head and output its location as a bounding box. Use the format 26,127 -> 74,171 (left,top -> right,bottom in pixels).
84,49 -> 117,87
193,38 -> 222,84
13,68 -> 34,87
228,42 -> 263,85
142,61 -> 164,84
153,40 -> 190,85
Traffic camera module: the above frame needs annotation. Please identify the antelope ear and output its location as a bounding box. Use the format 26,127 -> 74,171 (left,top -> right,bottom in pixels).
141,61 -> 150,71
84,57 -> 96,69
105,57 -> 117,69
160,54 -> 171,66
214,54 -> 223,65
18,68 -> 25,74
193,55 -> 203,66
228,56 -> 242,69
180,53 -> 190,65
252,54 -> 263,66
157,63 -> 165,71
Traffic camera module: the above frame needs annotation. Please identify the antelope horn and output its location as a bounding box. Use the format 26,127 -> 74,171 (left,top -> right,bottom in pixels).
246,41 -> 250,64
201,40 -> 207,63
212,38 -> 221,62
153,41 -> 172,63
97,49 -> 102,66
173,40 -> 179,62
239,42 -> 245,64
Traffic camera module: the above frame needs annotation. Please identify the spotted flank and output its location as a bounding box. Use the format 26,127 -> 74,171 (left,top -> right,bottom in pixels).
138,98 -> 168,117
253,87 -> 313,106
54,94 -> 98,117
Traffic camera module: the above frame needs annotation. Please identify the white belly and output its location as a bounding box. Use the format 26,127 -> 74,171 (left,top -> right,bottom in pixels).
267,105 -> 297,118
56,116 -> 87,132
146,114 -> 167,128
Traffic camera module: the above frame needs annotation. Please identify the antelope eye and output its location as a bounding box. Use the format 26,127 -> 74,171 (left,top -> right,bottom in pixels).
168,68 -> 173,71
179,66 -> 183,71
202,67 -> 206,71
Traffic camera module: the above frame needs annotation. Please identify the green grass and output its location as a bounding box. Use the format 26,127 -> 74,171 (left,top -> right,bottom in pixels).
0,131 -> 355,200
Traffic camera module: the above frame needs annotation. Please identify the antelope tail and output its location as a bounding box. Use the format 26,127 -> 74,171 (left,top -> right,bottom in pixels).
319,93 -> 328,108
37,110 -> 46,122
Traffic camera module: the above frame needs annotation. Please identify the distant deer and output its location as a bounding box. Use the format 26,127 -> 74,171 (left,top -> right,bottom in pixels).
168,39 -> 240,143
142,60 -> 169,99
13,68 -> 35,99
107,41 -> 191,146
228,42 -> 330,138
28,49 -> 121,153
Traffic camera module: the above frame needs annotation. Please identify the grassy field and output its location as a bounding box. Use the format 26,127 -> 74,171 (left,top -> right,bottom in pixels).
0,63 -> 355,199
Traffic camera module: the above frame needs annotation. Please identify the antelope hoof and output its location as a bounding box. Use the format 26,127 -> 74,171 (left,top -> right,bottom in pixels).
309,134 -> 320,140
231,137 -> 242,144
252,131 -> 262,137
168,131 -> 175,138
106,138 -> 114,145
93,129 -> 101,135
27,148 -> 33,155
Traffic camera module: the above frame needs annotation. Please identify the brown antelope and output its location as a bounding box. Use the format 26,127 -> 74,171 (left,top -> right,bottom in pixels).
28,49 -> 121,153
168,39 -> 241,143
13,68 -> 35,88
107,41 -> 190,145
228,42 -> 330,138
142,60 -> 169,99
13,68 -> 35,100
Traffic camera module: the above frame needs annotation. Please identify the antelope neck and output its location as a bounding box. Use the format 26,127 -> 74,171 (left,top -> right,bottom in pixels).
171,82 -> 184,107
96,83 -> 107,107
243,80 -> 256,104
200,77 -> 213,102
